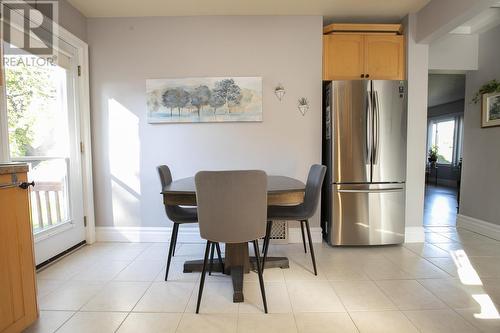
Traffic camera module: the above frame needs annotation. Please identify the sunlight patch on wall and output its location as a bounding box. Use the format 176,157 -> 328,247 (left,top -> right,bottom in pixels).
108,98 -> 141,194
108,99 -> 141,226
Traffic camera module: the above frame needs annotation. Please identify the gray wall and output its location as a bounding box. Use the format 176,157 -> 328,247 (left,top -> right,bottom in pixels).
428,99 -> 464,118
30,0 -> 87,42
461,23 -> 500,225
57,0 -> 87,42
87,16 -> 323,228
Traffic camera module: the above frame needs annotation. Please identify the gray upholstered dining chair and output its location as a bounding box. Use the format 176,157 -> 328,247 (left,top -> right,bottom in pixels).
194,170 -> 268,314
262,164 -> 327,276
157,165 -> 223,281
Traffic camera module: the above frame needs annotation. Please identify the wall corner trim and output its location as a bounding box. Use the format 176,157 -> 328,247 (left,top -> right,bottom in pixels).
457,214 -> 500,241
405,226 -> 425,243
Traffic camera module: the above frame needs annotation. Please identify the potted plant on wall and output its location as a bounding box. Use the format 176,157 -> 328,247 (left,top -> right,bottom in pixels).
428,145 -> 438,166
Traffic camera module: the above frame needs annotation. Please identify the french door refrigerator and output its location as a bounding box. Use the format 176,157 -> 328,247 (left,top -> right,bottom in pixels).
321,80 -> 407,246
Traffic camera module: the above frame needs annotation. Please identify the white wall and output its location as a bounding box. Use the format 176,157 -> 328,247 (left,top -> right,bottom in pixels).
429,34 -> 478,71
461,23 -> 500,226
403,14 -> 429,241
87,16 -> 323,229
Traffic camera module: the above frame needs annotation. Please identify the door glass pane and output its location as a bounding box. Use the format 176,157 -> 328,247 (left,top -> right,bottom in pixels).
4,50 -> 73,232
434,120 -> 455,164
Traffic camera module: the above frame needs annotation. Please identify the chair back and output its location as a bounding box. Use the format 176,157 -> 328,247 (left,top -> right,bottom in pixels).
302,164 -> 327,219
157,165 -> 173,189
157,165 -> 177,220
195,170 -> 267,243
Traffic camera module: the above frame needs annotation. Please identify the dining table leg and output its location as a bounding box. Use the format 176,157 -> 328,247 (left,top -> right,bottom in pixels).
182,243 -> 289,303
224,243 -> 251,302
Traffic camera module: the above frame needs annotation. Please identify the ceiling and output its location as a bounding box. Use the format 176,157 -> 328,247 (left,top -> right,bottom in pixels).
66,0 -> 430,21
428,74 -> 465,108
450,6 -> 500,35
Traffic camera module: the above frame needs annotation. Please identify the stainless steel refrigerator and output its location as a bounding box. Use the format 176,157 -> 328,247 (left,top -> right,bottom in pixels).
321,80 -> 407,246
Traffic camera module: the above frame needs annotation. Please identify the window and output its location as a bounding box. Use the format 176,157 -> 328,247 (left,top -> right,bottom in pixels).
427,115 -> 463,165
4,53 -> 72,231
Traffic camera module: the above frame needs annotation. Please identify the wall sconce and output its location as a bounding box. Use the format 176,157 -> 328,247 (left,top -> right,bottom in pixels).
274,84 -> 285,101
298,97 -> 309,116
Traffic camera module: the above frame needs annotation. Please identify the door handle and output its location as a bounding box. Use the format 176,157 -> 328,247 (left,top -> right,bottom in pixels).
19,181 -> 35,189
366,91 -> 372,164
372,91 -> 380,165
337,188 -> 404,193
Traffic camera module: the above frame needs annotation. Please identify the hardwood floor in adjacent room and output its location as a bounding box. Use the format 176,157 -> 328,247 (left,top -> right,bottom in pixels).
424,185 -> 458,227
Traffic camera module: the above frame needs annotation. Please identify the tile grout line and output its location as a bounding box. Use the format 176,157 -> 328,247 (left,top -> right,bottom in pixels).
413,273 -> 488,332
282,272 -> 300,333
51,243 -> 157,331
52,311 -> 78,333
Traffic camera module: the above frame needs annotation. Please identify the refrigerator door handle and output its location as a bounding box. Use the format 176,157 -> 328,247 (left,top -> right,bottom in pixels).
337,188 -> 404,193
372,90 -> 380,165
366,91 -> 373,164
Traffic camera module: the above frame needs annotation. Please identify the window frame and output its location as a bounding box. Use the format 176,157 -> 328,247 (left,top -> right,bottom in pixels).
426,113 -> 464,167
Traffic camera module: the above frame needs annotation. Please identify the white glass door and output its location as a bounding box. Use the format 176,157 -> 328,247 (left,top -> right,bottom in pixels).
3,37 -> 85,264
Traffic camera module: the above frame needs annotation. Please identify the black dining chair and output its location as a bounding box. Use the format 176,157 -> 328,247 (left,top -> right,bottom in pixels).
157,165 -> 223,281
194,170 -> 268,314
262,164 -> 327,276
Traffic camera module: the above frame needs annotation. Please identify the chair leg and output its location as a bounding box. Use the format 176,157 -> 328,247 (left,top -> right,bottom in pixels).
196,240 -> 211,314
215,242 -> 224,274
172,228 -> 178,256
300,220 -> 307,253
209,242 -> 215,275
262,221 -> 272,272
165,223 -> 179,281
252,240 -> 268,314
262,221 -> 273,253
304,220 -> 317,276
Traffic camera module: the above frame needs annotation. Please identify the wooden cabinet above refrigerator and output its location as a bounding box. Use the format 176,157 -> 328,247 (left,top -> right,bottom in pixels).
322,23 -> 405,81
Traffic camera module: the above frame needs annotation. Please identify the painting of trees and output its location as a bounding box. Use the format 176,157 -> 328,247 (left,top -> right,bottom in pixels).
209,90 -> 225,114
213,79 -> 243,112
147,77 -> 262,123
190,85 -> 211,116
162,88 -> 190,115
162,89 -> 177,116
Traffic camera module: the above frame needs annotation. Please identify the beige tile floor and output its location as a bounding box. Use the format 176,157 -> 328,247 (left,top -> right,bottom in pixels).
26,227 -> 500,333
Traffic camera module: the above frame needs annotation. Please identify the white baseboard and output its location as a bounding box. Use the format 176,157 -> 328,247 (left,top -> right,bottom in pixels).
457,214 -> 500,241
288,227 -> 323,243
96,226 -> 323,243
96,226 -> 203,243
405,226 -> 425,243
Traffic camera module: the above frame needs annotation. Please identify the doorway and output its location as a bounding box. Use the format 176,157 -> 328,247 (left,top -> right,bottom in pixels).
424,74 -> 465,226
1,25 -> 93,265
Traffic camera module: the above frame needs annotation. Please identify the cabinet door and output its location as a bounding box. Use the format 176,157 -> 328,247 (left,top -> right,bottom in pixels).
323,34 -> 365,80
0,172 -> 38,333
364,35 -> 405,80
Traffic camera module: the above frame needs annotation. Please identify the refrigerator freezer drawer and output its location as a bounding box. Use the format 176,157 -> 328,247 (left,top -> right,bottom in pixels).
331,185 -> 405,245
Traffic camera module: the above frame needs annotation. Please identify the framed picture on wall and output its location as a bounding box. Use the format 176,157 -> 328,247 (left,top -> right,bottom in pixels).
482,91 -> 500,128
146,77 -> 262,123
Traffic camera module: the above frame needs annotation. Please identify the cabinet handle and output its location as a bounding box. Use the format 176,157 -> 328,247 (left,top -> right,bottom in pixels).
19,181 -> 35,190
366,74 -> 370,78
360,74 -> 365,78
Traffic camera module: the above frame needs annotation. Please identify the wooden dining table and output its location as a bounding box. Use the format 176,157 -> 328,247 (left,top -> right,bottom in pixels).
162,175 -> 305,302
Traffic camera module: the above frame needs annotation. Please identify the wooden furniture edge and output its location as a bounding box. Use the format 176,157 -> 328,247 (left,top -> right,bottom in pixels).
323,23 -> 403,35
0,163 -> 29,175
